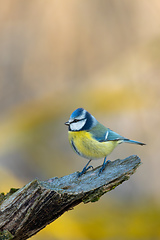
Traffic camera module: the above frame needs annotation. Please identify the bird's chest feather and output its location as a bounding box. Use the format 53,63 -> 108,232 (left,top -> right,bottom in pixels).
68,131 -> 118,159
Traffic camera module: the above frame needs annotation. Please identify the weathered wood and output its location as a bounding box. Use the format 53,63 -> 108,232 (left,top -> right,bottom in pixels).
0,155 -> 141,240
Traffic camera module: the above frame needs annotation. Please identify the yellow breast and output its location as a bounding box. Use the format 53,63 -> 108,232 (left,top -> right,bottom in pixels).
68,130 -> 119,160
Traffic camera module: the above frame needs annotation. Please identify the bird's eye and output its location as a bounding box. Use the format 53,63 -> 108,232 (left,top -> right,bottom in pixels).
73,119 -> 79,123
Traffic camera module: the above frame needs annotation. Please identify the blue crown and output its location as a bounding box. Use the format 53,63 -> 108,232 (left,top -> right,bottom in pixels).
70,108 -> 84,118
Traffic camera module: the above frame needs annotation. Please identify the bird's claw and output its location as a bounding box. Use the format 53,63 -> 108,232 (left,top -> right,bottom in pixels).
98,160 -> 111,175
77,165 -> 93,177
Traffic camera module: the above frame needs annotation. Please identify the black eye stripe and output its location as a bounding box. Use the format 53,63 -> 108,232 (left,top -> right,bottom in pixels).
71,118 -> 85,123
73,119 -> 80,123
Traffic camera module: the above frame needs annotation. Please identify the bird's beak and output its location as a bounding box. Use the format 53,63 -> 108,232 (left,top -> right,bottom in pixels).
65,121 -> 70,126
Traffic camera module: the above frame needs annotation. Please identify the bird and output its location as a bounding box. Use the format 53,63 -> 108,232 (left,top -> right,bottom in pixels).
65,108 -> 145,177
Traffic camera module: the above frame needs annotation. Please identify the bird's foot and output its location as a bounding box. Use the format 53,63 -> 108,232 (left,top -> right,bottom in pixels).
98,160 -> 111,175
78,165 -> 93,177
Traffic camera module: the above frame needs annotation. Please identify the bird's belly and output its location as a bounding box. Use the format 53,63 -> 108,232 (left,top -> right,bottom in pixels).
68,131 -> 119,159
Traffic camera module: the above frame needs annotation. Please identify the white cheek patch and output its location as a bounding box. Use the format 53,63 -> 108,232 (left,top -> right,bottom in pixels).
70,119 -> 87,131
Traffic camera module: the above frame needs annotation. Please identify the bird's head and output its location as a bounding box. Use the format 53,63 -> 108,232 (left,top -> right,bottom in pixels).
65,108 -> 97,131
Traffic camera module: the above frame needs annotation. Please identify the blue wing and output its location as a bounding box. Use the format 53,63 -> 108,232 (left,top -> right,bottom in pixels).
90,122 -> 125,142
106,129 -> 125,141
90,122 -> 145,145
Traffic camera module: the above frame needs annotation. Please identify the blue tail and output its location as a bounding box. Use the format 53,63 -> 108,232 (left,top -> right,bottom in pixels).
123,139 -> 145,146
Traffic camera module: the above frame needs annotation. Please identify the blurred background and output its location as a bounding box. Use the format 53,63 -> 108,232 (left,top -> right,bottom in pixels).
0,1 -> 160,239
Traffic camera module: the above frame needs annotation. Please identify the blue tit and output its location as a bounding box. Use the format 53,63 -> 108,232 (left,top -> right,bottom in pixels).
65,108 -> 145,177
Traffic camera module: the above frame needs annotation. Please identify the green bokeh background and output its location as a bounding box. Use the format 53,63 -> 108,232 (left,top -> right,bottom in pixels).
0,1 -> 160,239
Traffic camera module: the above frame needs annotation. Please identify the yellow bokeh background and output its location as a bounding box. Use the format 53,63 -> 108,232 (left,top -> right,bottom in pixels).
0,1 -> 160,239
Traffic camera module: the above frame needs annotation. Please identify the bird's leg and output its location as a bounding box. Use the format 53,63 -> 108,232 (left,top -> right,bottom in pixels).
98,156 -> 111,175
78,159 -> 93,177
